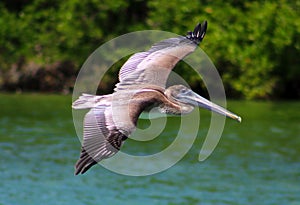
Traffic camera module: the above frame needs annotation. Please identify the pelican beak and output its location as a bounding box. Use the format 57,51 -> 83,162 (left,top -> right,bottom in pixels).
185,91 -> 242,122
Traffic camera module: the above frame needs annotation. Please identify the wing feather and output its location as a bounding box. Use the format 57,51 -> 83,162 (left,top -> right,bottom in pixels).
116,21 -> 207,90
75,105 -> 128,175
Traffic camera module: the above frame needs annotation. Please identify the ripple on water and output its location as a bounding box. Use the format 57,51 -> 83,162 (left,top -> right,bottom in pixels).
0,96 -> 300,205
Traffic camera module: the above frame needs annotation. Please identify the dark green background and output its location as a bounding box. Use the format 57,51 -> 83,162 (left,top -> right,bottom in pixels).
0,0 -> 299,99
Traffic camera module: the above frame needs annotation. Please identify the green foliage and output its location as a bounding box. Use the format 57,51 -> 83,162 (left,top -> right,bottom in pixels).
148,0 -> 300,99
0,0 -> 299,99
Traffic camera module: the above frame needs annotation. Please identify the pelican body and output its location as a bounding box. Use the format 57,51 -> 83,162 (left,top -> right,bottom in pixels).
72,21 -> 241,175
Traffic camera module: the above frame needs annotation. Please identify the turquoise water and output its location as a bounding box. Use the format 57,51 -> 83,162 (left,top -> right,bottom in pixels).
0,94 -> 300,205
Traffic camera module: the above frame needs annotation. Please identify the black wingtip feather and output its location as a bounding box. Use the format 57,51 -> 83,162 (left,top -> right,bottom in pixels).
186,20 -> 207,44
74,148 -> 97,175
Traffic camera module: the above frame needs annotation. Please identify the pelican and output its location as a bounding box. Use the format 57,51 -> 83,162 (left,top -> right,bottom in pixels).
72,21 -> 241,175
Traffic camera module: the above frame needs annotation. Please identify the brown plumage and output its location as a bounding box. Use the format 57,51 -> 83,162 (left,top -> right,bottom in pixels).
72,21 -> 241,175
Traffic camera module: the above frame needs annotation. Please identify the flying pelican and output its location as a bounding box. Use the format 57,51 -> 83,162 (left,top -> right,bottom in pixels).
72,21 -> 241,175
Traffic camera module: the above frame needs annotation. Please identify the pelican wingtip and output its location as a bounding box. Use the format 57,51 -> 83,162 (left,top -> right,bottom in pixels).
186,20 -> 208,44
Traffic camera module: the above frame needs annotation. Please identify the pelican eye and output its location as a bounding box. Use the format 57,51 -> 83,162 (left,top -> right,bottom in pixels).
180,89 -> 190,94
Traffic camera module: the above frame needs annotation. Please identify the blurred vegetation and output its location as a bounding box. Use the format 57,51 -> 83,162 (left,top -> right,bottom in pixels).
0,0 -> 299,99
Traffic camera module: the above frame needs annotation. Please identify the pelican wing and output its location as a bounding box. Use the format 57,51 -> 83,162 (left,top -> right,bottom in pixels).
74,90 -> 157,174
116,21 -> 207,90
75,106 -> 128,175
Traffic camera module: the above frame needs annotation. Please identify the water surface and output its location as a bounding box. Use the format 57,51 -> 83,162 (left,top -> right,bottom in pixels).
0,94 -> 299,205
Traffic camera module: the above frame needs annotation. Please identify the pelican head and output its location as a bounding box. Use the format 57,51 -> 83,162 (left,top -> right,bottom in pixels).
165,85 -> 241,122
